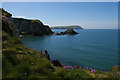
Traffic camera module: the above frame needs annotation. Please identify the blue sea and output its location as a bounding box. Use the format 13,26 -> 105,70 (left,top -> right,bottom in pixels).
21,29 -> 118,71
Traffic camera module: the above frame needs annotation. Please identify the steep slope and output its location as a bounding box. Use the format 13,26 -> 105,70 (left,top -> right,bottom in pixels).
2,8 -> 53,36
2,8 -> 56,78
12,18 -> 53,36
1,8 -> 120,79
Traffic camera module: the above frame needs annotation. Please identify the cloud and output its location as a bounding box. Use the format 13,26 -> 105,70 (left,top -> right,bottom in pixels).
13,16 -> 27,18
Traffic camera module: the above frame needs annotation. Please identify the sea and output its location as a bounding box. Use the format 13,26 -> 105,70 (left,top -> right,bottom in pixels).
21,29 -> 118,71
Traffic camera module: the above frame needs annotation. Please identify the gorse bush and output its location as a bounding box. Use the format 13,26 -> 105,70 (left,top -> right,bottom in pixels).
32,19 -> 42,24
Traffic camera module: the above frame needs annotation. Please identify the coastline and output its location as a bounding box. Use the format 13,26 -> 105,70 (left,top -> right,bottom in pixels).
21,29 -> 118,72
2,8 -> 120,78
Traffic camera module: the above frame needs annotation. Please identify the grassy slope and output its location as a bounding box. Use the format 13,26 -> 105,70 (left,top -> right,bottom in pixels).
2,8 -> 120,79
2,22 -> 120,79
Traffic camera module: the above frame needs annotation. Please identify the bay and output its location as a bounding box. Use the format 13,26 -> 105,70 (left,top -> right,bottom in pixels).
21,29 -> 118,71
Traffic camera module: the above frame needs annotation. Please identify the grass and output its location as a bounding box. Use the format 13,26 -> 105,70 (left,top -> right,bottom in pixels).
2,29 -> 120,79
2,8 -> 120,79
32,19 -> 42,24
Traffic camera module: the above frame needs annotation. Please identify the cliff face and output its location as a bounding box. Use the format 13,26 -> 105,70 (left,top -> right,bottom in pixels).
2,8 -> 53,36
2,9 -> 19,39
12,18 -> 53,36
2,9 -> 56,78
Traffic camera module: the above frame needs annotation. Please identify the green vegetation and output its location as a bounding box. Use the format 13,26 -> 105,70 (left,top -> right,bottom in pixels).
2,35 -> 120,79
2,8 -> 12,17
32,19 -> 42,24
2,34 -> 93,78
2,8 -> 120,79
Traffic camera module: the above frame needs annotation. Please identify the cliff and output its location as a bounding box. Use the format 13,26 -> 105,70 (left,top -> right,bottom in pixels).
12,18 -> 53,36
2,8 -> 55,78
2,8 -> 53,36
1,8 -> 120,79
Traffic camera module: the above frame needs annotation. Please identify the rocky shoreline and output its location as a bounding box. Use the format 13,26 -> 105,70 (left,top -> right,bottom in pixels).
12,18 -> 54,36
2,8 -> 63,67
20,28 -> 78,37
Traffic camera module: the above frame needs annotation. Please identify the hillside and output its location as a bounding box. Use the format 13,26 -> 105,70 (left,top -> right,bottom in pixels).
51,25 -> 83,29
1,8 -> 120,79
2,8 -> 53,36
12,18 -> 53,36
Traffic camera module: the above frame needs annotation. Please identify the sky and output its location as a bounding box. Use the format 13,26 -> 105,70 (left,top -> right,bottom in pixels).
2,2 -> 118,29
1,0 -> 120,2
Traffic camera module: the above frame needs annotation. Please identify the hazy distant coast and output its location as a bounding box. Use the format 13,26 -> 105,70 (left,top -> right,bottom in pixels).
51,25 -> 83,29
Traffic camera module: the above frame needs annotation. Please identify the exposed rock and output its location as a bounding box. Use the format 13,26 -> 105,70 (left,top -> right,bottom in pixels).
52,60 -> 63,67
2,8 -> 20,38
64,28 -> 78,35
54,28 -> 78,35
1,8 -> 54,37
44,50 -> 50,60
2,17 -> 13,37
2,8 -> 12,17
12,18 -> 54,36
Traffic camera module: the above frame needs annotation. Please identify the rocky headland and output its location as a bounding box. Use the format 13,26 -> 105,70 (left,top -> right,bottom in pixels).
51,25 -> 83,29
2,8 -> 53,37
12,18 -> 53,36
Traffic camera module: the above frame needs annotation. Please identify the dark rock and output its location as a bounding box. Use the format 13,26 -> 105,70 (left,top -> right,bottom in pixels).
54,29 -> 78,35
2,8 -> 20,39
17,47 -> 22,50
64,28 -> 78,35
2,8 -> 12,17
44,50 -> 50,60
1,8 -> 54,37
12,18 -> 53,36
52,60 -> 63,67
60,32 -> 65,35
2,17 -> 13,37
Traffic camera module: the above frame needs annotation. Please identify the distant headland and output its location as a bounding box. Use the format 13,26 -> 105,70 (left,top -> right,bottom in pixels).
51,25 -> 83,29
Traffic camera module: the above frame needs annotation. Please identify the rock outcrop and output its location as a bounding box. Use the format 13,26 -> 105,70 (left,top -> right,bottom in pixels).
52,60 -> 63,67
2,8 -> 19,38
64,28 -> 78,35
2,8 -> 12,17
54,29 -> 78,35
44,50 -> 50,60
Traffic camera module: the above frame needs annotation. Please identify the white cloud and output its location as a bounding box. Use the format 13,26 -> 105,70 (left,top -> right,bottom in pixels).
13,16 -> 27,18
